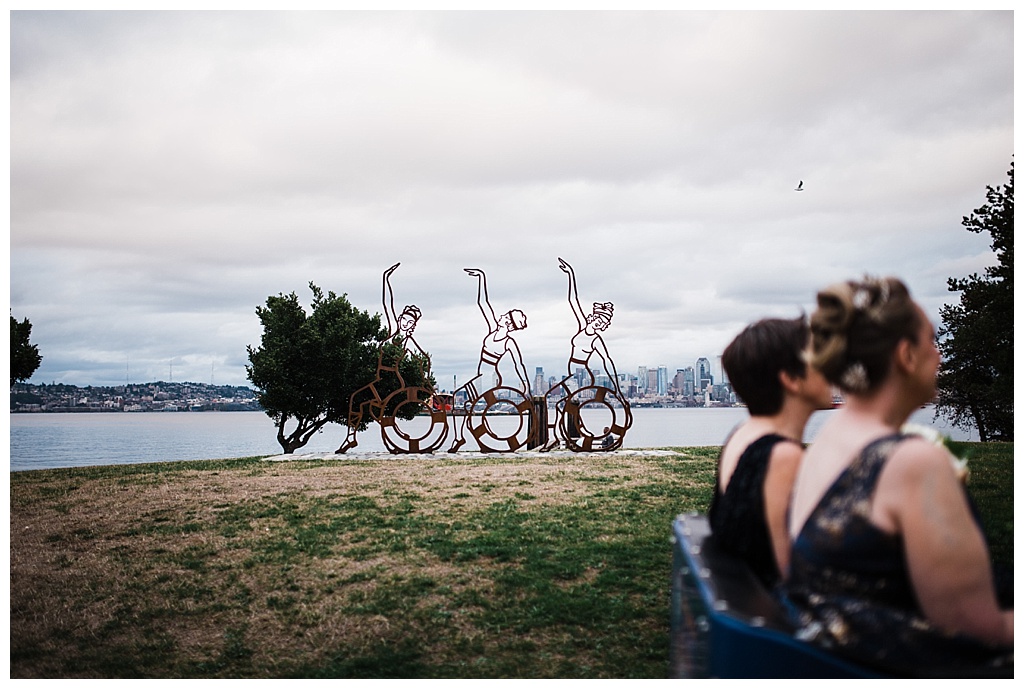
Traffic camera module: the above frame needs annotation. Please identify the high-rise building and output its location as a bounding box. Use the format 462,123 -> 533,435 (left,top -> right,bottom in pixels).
678,367 -> 695,397
696,357 -> 713,392
657,365 -> 668,396
637,365 -> 648,393
533,367 -> 545,394
646,367 -> 659,395
672,369 -> 685,395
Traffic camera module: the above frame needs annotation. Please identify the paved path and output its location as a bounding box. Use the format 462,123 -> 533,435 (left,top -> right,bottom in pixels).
264,449 -> 680,462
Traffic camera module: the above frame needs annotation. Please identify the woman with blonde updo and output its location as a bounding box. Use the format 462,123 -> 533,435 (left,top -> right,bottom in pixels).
784,276 -> 1012,675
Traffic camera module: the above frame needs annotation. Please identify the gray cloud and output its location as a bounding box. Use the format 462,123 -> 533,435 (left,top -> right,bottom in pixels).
9,10 -> 1012,389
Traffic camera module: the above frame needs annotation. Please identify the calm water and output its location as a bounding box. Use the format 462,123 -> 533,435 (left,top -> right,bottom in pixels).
8,405 -> 974,472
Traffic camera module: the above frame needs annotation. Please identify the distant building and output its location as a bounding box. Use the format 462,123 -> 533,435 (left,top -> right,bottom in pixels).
696,357 -> 713,392
646,368 -> 659,395
674,367 -> 695,397
533,367 -> 545,395
657,365 -> 668,396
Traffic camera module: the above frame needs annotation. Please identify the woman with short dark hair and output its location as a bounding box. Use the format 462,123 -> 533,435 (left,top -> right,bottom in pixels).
709,316 -> 833,588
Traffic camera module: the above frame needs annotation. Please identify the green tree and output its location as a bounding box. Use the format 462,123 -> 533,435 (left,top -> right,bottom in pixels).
936,162 -> 1013,441
246,283 -> 433,454
10,315 -> 42,388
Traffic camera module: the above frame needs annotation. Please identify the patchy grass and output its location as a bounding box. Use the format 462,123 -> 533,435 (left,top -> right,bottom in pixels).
9,444 -> 1011,678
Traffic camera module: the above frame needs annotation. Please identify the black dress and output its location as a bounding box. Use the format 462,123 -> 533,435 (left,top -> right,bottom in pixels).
709,433 -> 797,588
784,434 -> 1012,677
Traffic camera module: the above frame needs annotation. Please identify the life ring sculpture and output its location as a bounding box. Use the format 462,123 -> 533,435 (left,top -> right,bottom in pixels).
464,386 -> 534,453
378,386 -> 450,454
558,385 -> 633,452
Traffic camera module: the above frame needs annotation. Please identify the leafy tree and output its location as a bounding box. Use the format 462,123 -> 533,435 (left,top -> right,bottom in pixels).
10,315 -> 42,388
936,162 -> 1013,441
246,283 -> 433,453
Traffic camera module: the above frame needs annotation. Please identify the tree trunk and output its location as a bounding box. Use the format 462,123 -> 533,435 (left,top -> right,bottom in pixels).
969,402 -> 989,442
276,416 -> 329,454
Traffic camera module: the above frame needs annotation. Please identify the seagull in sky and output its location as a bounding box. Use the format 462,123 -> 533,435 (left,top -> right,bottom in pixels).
795,180 -> 804,191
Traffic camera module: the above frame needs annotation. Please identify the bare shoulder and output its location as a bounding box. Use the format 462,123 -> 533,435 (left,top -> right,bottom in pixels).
869,436 -> 963,534
769,439 -> 804,468
765,439 -> 802,496
886,435 -> 958,482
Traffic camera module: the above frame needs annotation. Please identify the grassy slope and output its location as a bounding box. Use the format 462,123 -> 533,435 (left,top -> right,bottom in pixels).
9,444 -> 1012,679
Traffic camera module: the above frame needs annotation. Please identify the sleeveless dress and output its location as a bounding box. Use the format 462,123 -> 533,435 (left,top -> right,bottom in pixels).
784,434 -> 1012,677
709,433 -> 796,588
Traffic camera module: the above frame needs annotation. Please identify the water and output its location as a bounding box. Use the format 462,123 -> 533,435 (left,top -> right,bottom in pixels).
8,405 -> 975,472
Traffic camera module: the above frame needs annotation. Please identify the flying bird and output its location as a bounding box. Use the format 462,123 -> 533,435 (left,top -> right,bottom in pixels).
795,180 -> 804,191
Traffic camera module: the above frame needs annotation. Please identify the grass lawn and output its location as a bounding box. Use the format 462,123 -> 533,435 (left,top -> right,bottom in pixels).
9,444 -> 1012,678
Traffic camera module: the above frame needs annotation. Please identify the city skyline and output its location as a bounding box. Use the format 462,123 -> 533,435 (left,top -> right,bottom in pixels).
10,11 -> 1012,389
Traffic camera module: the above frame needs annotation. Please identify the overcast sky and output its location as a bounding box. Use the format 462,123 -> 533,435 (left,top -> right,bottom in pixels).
8,10 -> 1014,392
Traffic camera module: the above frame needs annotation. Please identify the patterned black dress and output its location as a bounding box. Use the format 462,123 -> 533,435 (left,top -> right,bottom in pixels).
709,433 -> 797,589
784,434 -> 1012,677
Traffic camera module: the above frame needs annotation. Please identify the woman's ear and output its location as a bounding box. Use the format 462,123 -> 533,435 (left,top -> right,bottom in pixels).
893,338 -> 916,375
778,370 -> 802,396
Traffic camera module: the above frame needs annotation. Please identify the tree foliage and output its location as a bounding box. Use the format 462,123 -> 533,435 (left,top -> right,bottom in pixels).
936,162 -> 1013,441
246,283 -> 433,453
10,315 -> 43,388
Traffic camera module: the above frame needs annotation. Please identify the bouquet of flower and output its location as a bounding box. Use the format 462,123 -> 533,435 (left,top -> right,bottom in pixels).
900,423 -> 970,484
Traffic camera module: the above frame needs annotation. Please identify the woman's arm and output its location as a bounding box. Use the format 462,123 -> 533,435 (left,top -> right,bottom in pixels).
558,258 -> 586,329
876,440 -> 1012,646
764,441 -> 803,578
506,338 -> 531,395
383,262 -> 400,336
465,268 -> 497,331
592,338 -> 622,393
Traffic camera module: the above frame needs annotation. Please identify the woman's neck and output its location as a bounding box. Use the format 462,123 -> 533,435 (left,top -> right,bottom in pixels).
840,379 -> 918,431
752,401 -> 815,444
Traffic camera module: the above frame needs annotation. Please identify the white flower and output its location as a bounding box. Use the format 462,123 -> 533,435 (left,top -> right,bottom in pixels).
840,362 -> 869,392
852,288 -> 872,310
900,423 -> 942,445
901,423 -> 969,483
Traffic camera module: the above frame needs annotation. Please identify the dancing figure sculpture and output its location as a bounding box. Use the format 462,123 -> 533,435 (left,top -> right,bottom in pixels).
543,257 -> 632,451
449,268 -> 532,452
336,263 -> 448,454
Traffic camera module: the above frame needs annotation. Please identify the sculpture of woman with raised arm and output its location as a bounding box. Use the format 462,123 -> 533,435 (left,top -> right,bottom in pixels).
336,262 -> 429,453
543,258 -> 630,451
448,268 -> 529,452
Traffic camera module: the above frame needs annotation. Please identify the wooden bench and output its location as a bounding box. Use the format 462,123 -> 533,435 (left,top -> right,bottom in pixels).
669,512 -> 887,678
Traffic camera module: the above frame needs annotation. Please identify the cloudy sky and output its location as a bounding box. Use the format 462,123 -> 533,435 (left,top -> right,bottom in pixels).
8,10 -> 1014,392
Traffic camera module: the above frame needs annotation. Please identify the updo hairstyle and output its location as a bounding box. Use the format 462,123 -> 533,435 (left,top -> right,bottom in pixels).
808,277 -> 920,394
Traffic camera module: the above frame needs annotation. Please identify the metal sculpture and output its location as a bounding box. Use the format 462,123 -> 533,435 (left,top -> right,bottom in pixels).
448,269 -> 532,452
542,258 -> 632,451
336,263 -> 449,454
334,259 -> 631,454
